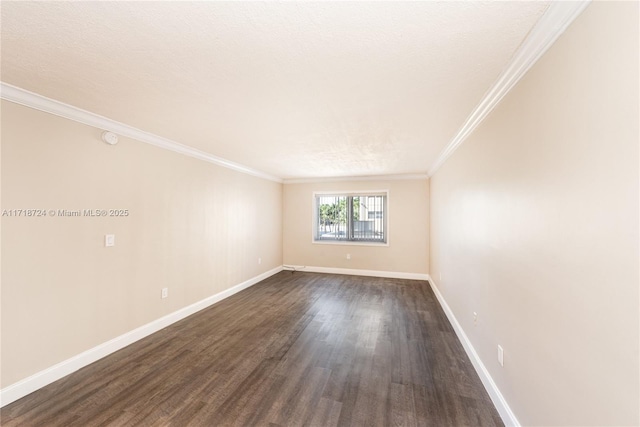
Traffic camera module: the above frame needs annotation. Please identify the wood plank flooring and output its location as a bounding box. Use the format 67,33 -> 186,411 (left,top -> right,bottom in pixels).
1,272 -> 503,426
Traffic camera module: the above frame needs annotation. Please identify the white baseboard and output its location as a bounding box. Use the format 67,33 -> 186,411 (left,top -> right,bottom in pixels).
426,275 -> 520,427
0,266 -> 283,408
283,265 -> 429,281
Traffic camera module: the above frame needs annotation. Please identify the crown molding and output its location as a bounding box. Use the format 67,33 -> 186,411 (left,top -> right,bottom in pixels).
283,173 -> 428,184
427,0 -> 591,177
3,1 -> 590,183
0,83 -> 283,183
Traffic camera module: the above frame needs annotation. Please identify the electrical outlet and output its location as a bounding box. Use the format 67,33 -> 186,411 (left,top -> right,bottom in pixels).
258,257 -> 262,265
161,288 -> 168,299
346,253 -> 351,260
473,312 -> 478,325
498,345 -> 504,366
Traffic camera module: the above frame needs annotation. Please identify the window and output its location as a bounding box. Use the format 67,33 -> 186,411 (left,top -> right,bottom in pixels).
314,192 -> 387,244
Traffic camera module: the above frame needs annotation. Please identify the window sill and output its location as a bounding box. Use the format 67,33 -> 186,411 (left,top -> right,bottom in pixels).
312,240 -> 389,247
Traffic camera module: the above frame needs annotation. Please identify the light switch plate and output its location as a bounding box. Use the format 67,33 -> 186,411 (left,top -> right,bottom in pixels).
105,234 -> 115,247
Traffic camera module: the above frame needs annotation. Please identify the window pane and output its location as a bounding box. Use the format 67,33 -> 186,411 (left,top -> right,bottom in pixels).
316,195 -> 348,240
351,195 -> 385,242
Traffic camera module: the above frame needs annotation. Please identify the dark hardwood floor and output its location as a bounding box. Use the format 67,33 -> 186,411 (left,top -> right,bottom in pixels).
1,272 -> 503,426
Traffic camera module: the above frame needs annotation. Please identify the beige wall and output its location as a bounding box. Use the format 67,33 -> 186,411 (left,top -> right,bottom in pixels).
1,101 -> 283,387
283,179 -> 428,275
429,3 -> 639,426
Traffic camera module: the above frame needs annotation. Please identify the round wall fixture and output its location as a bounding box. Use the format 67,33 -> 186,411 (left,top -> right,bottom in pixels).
101,131 -> 119,145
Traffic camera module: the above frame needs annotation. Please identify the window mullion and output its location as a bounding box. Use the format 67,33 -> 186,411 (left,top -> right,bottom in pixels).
346,196 -> 352,241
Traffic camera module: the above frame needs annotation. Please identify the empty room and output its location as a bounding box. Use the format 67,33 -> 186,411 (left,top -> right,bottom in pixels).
1,1 -> 638,426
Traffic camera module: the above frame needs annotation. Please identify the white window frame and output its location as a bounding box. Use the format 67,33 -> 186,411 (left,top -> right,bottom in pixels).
312,190 -> 389,247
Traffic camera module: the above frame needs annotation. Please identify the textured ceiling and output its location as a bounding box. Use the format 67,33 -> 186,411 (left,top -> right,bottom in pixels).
1,1 -> 549,179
